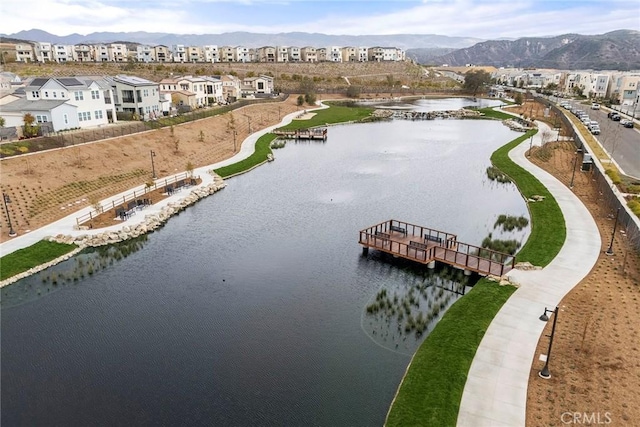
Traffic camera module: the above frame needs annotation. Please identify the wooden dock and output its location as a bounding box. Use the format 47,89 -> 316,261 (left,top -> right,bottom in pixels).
273,128 -> 327,140
359,219 -> 514,277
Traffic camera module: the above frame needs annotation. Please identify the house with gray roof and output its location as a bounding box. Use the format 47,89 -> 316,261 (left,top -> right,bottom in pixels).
105,75 -> 161,120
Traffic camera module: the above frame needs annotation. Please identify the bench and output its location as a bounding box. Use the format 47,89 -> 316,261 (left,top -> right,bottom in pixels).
409,241 -> 428,250
375,231 -> 391,239
424,234 -> 443,244
390,225 -> 406,235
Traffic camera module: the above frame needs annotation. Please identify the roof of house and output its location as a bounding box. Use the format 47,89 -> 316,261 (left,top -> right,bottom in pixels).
107,75 -> 157,86
1,98 -> 69,112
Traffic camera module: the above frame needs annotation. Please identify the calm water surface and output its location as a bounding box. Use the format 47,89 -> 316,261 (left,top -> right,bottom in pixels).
2,100 -> 529,426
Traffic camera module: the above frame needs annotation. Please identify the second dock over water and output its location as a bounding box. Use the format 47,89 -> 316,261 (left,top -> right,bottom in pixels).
359,219 -> 514,277
273,128 -> 328,140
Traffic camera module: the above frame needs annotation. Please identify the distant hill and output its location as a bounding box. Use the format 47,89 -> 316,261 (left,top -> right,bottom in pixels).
432,30 -> 640,70
405,48 -> 458,64
0,29 -> 483,50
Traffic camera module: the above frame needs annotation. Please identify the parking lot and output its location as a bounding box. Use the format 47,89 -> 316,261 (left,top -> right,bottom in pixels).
561,100 -> 640,179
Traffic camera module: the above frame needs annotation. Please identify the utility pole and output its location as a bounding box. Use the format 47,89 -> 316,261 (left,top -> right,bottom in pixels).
2,193 -> 16,237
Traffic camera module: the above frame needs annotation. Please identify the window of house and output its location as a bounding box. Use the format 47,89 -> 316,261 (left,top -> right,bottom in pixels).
64,114 -> 68,124
78,111 -> 91,121
44,91 -> 49,97
75,91 -> 84,101
143,89 -> 149,97
91,90 -> 100,99
36,115 -> 47,123
145,106 -> 151,113
31,91 -> 40,98
95,110 -> 103,119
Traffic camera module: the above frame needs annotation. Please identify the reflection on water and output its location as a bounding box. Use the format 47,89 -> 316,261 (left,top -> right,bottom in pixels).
1,102 -> 530,427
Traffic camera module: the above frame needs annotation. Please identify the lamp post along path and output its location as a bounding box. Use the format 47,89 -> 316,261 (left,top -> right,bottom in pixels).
150,150 -> 157,179
605,207 -> 620,256
539,306 -> 559,379
3,193 -> 17,237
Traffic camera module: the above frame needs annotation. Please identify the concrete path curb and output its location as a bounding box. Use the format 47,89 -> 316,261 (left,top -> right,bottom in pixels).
456,121 -> 602,426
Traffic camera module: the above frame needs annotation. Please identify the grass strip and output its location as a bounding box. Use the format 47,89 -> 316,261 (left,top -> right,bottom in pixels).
387,125 -> 567,426
491,129 -> 566,267
385,279 -> 516,426
277,102 -> 374,131
213,134 -> 277,178
1,240 -> 77,281
475,107 -> 515,120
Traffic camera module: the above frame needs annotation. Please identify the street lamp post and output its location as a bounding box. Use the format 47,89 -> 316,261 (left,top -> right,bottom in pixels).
605,207 -> 620,255
2,193 -> 17,237
528,135 -> 533,157
539,306 -> 559,379
150,150 -> 157,179
569,153 -> 578,188
233,130 -> 237,152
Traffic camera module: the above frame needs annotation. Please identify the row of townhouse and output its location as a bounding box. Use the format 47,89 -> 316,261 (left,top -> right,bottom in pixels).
10,41 -> 405,64
494,69 -> 640,106
0,72 -> 274,135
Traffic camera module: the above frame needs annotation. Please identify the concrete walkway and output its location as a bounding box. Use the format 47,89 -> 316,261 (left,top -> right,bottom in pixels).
456,122 -> 602,426
0,107 -> 322,258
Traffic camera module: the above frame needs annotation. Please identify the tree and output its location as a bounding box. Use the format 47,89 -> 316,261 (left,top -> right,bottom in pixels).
514,92 -> 524,105
23,113 -> 40,138
304,92 -> 316,105
346,85 -> 361,98
0,116 -> 5,127
297,95 -> 305,106
463,70 -> 492,96
186,161 -> 194,178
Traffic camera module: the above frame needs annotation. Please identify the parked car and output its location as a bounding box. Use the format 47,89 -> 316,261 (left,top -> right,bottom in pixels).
591,103 -> 600,110
611,114 -> 621,121
620,119 -> 634,128
608,112 -> 621,120
590,125 -> 601,135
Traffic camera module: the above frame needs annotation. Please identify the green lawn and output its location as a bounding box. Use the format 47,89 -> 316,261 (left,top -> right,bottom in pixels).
490,129 -> 566,267
277,102 -> 374,131
385,279 -> 516,426
386,126 -> 567,426
213,134 -> 277,178
1,240 -> 77,281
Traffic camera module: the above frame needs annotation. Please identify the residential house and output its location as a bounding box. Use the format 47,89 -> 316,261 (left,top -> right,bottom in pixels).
219,46 -> 235,62
15,44 -> 34,62
159,76 -> 207,108
358,47 -> 368,62
74,44 -> 93,62
220,75 -> 242,102
242,75 -> 274,96
154,45 -> 170,62
1,76 -> 117,131
613,74 -> 640,106
368,47 -> 397,61
301,47 -> 318,62
288,47 -> 301,62
235,47 -> 250,63
316,48 -> 327,62
257,46 -> 276,62
136,45 -> 156,63
93,44 -> 111,62
276,47 -> 289,62
52,45 -> 74,62
171,45 -> 186,62
106,75 -> 161,120
203,45 -> 219,63
328,47 -> 342,62
593,74 -> 612,99
202,76 -> 224,105
108,44 -> 128,62
342,47 -> 358,62
187,46 -> 203,63
34,42 -> 52,62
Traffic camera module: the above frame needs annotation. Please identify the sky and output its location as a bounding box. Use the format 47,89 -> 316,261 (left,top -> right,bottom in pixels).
1,0 -> 638,40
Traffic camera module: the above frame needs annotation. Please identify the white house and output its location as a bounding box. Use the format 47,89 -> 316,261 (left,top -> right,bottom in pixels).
34,42 -> 52,62
235,47 -> 250,63
93,44 -> 111,62
2,76 -> 118,131
108,44 -> 128,62
106,75 -> 161,120
220,75 -> 242,102
202,76 -> 224,105
52,45 -> 74,62
136,45 -> 156,63
242,75 -> 274,96
15,44 -> 34,63
328,47 -> 342,62
171,45 -> 186,62
203,45 -> 219,63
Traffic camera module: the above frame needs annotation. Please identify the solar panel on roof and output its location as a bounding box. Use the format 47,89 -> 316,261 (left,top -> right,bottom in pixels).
30,78 -> 48,87
57,77 -> 83,86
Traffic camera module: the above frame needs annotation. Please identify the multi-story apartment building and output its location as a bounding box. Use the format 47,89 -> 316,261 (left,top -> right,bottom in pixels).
52,45 -> 74,62
108,44 -> 128,62
74,44 -> 93,62
276,47 -> 289,63
203,45 -> 219,63
171,45 -> 186,62
288,47 -> 301,62
187,46 -> 203,63
257,46 -> 276,63
301,47 -> 317,62
93,44 -> 111,62
328,47 -> 342,62
202,76 -> 224,105
342,47 -> 358,62
136,45 -> 156,63
235,47 -> 250,63
154,45 -> 170,62
107,75 -> 161,119
357,47 -> 368,62
34,42 -> 52,62
219,46 -> 235,62
15,44 -> 34,62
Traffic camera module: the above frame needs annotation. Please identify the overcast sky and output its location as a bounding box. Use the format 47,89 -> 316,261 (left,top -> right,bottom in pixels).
1,0 -> 637,39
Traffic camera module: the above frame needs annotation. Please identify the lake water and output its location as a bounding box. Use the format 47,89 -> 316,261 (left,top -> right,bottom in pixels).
1,99 -> 529,426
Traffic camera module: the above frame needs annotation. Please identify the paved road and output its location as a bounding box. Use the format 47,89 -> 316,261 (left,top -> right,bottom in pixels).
563,101 -> 640,179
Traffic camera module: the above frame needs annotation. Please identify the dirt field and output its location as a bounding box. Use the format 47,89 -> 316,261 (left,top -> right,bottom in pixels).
504,101 -> 640,426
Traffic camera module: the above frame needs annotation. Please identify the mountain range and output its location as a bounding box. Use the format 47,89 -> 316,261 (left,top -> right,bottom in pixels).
1,29 -> 638,70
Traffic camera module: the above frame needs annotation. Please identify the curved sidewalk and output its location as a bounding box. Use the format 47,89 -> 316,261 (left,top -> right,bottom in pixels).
0,107 -> 322,258
457,123 -> 602,426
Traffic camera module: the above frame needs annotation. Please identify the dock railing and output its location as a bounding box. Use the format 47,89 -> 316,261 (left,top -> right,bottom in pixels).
75,172 -> 197,227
